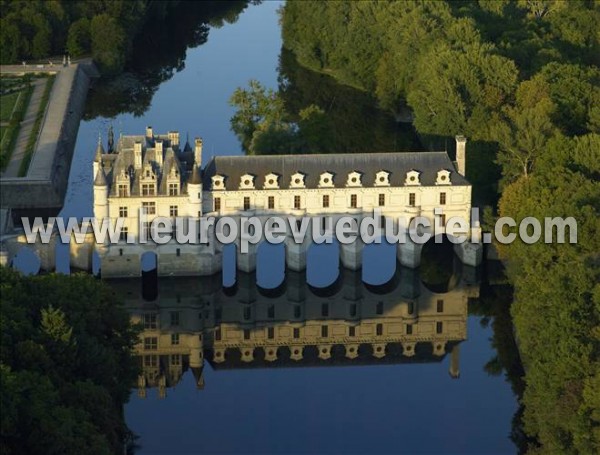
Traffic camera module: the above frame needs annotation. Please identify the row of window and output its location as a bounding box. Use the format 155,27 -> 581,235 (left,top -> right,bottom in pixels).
142,301 -> 445,329
117,183 -> 180,197
118,203 -> 179,217
211,321 -> 445,343
215,193 -> 448,211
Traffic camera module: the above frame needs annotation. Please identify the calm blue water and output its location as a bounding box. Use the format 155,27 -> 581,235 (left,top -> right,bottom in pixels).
16,2 -> 519,453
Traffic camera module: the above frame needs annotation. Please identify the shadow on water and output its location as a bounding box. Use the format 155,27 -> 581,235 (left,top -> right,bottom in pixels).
84,1 -> 253,120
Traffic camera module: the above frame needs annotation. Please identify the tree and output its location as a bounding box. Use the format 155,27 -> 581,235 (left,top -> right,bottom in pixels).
90,14 -> 126,76
67,18 -> 91,58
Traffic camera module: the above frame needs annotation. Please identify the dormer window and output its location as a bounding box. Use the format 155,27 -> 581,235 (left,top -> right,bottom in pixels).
405,170 -> 421,186
240,174 -> 255,189
436,169 -> 451,185
319,172 -> 334,187
290,172 -> 305,188
375,171 -> 390,186
264,173 -> 279,189
346,171 -> 362,187
212,175 -> 225,190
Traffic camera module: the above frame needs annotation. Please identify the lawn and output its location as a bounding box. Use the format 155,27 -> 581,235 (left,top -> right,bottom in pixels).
0,91 -> 20,122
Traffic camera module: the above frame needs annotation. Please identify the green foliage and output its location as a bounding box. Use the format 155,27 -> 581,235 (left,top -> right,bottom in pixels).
90,14 -> 126,76
497,134 -> 600,454
0,267 -> 139,455
66,18 -> 91,58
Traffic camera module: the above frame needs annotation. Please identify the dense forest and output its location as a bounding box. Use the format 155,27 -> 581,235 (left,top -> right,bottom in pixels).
275,2 -> 600,454
0,267 -> 139,454
0,0 -> 253,76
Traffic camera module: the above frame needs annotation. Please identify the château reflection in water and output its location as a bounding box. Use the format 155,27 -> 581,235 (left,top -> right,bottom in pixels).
110,260 -> 479,398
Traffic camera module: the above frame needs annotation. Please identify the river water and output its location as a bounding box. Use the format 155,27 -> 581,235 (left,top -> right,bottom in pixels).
61,2 -> 517,453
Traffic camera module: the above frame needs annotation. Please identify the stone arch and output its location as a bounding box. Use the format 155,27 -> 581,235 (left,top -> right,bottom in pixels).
306,237 -> 340,289
11,246 -> 41,275
362,236 -> 397,286
222,243 -> 237,288
420,234 -> 462,293
141,251 -> 158,301
256,240 -> 285,290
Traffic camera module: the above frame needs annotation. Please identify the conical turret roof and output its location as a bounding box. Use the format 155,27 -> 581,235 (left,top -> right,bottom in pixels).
94,167 -> 107,186
188,164 -> 202,185
95,137 -> 105,162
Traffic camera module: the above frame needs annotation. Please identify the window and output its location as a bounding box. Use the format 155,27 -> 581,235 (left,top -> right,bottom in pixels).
322,194 -> 329,208
171,333 -> 180,345
376,323 -> 383,336
349,304 -> 357,317
170,311 -> 180,326
268,196 -> 275,209
215,328 -> 222,341
293,328 -> 300,339
244,329 -> 250,340
378,194 -> 385,207
143,313 -> 157,329
142,202 -> 156,215
119,227 -> 128,242
439,214 -> 446,227
176,248 -> 180,257
321,325 -> 328,337
440,192 -> 446,205
169,183 -> 179,196
409,193 -> 416,206
294,195 -> 301,209
214,197 -> 221,211
243,307 -> 251,320
406,324 -> 413,335
119,248 -> 123,256
267,327 -> 275,339
144,337 -> 158,350
407,302 -> 414,315
436,322 -> 443,334
267,305 -> 275,319
119,206 -> 128,217
243,197 -> 250,211
171,354 -> 181,366
169,205 -> 178,217
141,184 -> 155,196
437,299 -> 444,313
144,355 -> 158,367
321,303 -> 329,317
376,301 -> 383,315
293,305 -> 301,319
350,194 -> 357,208
118,184 -> 128,197
349,326 -> 356,337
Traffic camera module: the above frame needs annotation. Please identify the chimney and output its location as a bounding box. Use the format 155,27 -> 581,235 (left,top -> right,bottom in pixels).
455,135 -> 467,177
146,126 -> 153,139
134,141 -> 142,169
194,137 -> 203,166
449,344 -> 460,379
155,140 -> 163,167
168,131 -> 180,147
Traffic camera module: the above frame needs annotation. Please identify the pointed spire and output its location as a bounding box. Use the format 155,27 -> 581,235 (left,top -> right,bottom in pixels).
188,164 -> 202,185
183,132 -> 192,153
107,124 -> 114,153
95,134 -> 105,162
94,167 -> 107,186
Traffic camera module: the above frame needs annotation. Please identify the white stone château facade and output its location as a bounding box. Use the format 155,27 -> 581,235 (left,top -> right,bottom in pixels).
93,128 -> 481,278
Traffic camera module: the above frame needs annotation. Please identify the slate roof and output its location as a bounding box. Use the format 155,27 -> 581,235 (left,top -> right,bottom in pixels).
99,133 -> 195,197
202,151 -> 468,190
